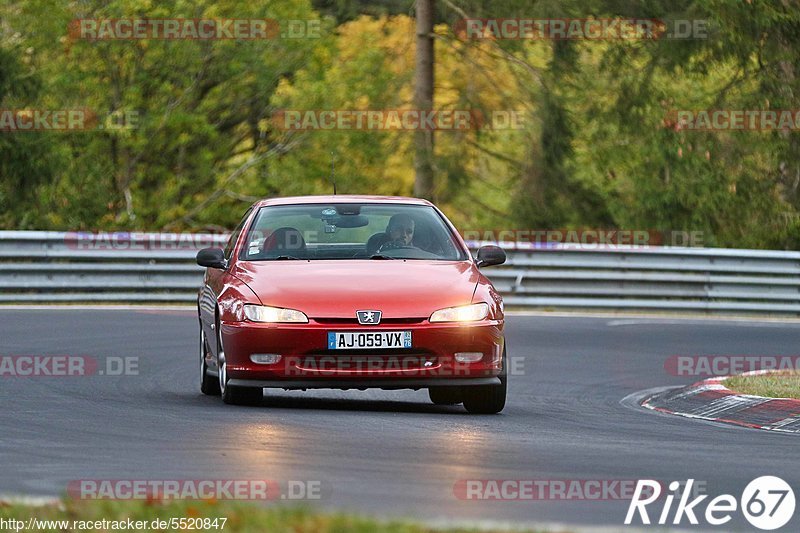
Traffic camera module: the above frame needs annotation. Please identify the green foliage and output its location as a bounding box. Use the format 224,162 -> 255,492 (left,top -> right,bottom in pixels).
0,43 -> 63,228
1,0 -> 800,249
2,0 -> 323,229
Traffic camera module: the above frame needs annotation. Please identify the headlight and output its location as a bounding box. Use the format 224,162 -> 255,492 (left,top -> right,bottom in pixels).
429,302 -> 489,323
244,304 -> 308,323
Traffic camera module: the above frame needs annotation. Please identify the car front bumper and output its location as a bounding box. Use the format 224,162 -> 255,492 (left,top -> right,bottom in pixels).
220,319 -> 504,389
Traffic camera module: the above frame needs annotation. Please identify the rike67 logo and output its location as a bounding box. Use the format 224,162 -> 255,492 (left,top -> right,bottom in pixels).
625,477 -> 795,530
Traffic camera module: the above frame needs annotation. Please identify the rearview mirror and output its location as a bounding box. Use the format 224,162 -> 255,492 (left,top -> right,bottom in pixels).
476,245 -> 506,268
196,247 -> 227,269
324,214 -> 370,228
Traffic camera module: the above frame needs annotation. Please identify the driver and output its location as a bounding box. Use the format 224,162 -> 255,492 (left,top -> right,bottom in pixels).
378,213 -> 415,251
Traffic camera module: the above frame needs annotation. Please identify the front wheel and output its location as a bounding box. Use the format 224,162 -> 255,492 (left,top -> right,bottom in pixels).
200,327 -> 220,396
217,326 -> 262,406
222,383 -> 263,406
429,387 -> 463,405
462,346 -> 507,414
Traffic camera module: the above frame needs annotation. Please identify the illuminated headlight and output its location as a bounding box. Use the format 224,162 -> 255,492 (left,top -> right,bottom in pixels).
429,303 -> 489,323
244,304 -> 308,323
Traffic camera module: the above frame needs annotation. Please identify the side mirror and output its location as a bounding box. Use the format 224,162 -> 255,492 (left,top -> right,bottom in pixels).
476,245 -> 506,268
196,247 -> 227,269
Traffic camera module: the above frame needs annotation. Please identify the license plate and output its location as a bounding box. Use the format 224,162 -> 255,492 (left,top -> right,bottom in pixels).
328,331 -> 412,350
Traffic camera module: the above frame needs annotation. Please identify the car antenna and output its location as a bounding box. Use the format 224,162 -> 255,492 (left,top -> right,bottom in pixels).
330,151 -> 337,195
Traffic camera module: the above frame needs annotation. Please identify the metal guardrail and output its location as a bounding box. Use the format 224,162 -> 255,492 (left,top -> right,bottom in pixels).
1,231 -> 800,314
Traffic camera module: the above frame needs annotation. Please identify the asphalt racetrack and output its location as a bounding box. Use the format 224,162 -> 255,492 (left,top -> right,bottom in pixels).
2,309 -> 798,530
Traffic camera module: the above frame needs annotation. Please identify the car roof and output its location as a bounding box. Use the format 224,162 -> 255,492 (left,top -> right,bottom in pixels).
252,195 -> 434,208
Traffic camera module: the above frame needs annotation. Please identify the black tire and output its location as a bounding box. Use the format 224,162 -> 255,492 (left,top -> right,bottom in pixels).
200,326 -> 220,396
222,384 -> 263,406
428,386 -> 463,405
463,345 -> 507,414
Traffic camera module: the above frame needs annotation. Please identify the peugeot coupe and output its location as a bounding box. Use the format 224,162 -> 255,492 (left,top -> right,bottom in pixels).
196,195 -> 507,413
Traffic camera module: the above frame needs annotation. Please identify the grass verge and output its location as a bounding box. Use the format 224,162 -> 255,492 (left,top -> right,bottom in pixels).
0,498 -> 546,532
724,370 -> 800,399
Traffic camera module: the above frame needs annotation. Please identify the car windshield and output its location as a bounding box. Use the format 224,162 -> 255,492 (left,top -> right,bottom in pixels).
239,203 -> 468,261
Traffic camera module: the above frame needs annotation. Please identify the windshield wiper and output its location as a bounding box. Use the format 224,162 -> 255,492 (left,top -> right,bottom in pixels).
273,255 -> 303,260
369,254 -> 398,260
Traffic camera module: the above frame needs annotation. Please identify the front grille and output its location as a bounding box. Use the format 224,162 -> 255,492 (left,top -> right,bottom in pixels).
313,317 -> 426,325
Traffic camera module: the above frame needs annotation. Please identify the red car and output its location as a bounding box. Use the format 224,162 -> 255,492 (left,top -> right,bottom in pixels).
196,195 -> 507,413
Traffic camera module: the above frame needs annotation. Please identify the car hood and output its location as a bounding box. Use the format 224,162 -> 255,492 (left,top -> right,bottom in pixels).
232,260 -> 480,319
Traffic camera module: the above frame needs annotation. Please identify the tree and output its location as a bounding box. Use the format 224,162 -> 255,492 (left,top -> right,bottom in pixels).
413,0 -> 435,200
1,0 -> 322,230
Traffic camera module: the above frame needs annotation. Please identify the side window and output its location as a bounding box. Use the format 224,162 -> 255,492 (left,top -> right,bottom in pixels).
224,208 -> 252,260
